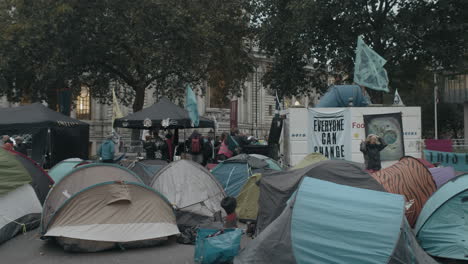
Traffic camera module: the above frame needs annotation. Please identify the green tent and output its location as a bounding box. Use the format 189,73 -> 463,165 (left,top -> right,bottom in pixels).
48,158 -> 84,183
291,153 -> 327,170
0,148 -> 31,196
236,173 -> 262,221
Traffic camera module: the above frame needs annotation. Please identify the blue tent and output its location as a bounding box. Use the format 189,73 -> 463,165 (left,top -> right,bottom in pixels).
235,178 -> 437,264
48,158 -> 83,183
212,154 -> 281,197
316,85 -> 371,107
415,174 -> 468,261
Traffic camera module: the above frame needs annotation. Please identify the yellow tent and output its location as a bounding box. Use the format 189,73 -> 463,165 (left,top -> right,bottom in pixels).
236,173 -> 262,221
292,153 -> 327,170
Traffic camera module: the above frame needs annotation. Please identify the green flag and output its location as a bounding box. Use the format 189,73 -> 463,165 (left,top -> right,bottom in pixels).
354,35 -> 389,92
185,84 -> 199,127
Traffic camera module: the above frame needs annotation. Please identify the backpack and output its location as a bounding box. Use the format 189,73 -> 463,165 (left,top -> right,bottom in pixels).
191,136 -> 201,154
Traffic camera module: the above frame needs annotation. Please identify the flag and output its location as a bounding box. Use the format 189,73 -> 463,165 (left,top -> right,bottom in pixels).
185,84 -> 199,127
393,89 -> 404,106
112,88 -> 123,123
354,35 -> 389,92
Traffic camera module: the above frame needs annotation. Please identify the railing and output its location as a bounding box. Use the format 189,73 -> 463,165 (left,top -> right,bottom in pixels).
451,139 -> 468,152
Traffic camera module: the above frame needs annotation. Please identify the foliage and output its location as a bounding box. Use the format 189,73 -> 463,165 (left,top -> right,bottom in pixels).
0,0 -> 253,112
255,0 -> 468,101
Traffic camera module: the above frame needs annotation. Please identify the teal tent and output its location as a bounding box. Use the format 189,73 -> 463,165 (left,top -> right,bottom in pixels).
415,174 -> 468,261
212,154 -> 282,197
48,158 -> 84,183
235,178 -> 437,264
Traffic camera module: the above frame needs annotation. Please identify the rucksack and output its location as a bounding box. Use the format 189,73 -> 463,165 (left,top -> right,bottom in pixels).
191,136 -> 201,154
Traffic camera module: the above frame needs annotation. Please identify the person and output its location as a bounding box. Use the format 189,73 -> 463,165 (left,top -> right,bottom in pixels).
217,132 -> 233,161
2,135 -> 14,151
153,130 -> 168,161
165,132 -> 174,161
97,134 -> 115,163
143,135 -> 156,160
202,135 -> 214,166
188,130 -> 203,164
221,196 -> 238,228
360,134 -> 387,171
14,137 -> 28,155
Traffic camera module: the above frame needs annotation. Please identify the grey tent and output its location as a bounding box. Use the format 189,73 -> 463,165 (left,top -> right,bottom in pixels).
150,160 -> 226,226
235,177 -> 437,264
122,159 -> 168,186
114,97 -> 214,129
40,164 -> 178,252
256,160 -> 385,234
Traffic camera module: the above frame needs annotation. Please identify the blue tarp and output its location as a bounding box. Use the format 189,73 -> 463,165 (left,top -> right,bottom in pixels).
415,174 -> 468,260
291,177 -> 405,264
316,85 -> 371,107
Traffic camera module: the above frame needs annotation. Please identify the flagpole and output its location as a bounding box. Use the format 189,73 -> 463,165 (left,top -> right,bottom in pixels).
434,73 -> 438,139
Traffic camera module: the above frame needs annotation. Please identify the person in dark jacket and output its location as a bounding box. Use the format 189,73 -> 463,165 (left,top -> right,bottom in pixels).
143,135 -> 156,160
360,134 -> 387,171
14,137 -> 28,156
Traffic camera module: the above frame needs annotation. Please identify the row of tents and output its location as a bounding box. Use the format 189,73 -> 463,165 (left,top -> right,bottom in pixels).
2,148 -> 468,262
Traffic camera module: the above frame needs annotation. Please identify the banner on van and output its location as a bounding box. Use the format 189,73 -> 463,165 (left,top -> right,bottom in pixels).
308,109 -> 351,159
364,112 -> 405,161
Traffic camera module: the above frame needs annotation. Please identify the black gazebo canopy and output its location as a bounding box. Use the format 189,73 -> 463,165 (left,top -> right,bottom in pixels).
114,97 -> 215,129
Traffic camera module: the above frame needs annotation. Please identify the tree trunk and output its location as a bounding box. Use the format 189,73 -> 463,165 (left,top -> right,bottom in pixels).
131,85 -> 146,141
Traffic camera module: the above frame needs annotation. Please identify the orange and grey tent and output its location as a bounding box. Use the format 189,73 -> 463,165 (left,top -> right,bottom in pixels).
40,163 -> 179,252
371,156 -> 436,226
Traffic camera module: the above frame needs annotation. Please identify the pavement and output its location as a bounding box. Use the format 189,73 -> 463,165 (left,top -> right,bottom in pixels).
1,230 -> 196,264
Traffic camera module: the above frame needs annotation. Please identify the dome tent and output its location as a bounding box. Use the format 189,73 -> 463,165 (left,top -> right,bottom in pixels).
415,174 -> 468,261
212,154 -> 282,197
48,158 -> 84,183
291,153 -> 327,170
150,160 -> 225,227
122,159 -> 168,186
235,178 -> 437,264
40,163 -> 178,252
256,160 -> 384,234
371,156 -> 437,226
0,148 -> 51,244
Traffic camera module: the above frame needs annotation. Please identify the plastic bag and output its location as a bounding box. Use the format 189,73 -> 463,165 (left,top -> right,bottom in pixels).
194,228 -> 242,264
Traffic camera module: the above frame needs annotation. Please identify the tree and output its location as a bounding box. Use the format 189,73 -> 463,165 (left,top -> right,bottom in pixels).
255,0 -> 467,101
0,0 -> 253,113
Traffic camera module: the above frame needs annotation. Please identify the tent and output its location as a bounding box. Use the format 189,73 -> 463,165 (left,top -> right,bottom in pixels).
291,153 -> 327,170
48,158 -> 84,183
428,167 -> 457,188
371,156 -> 437,226
415,174 -> 468,261
236,173 -> 262,221
417,158 -> 435,168
0,103 -> 89,167
0,148 -> 44,244
256,160 -> 385,234
42,181 -> 179,252
235,178 -> 437,264
114,97 -> 215,129
316,85 -> 371,107
40,164 -> 178,252
122,160 -> 168,186
150,160 -> 225,226
0,148 -> 53,204
41,163 -> 144,236
212,154 -> 282,197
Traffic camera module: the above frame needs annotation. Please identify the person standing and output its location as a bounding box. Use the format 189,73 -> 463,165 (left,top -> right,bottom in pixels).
97,134 -> 115,163
188,130 -> 203,164
143,135 -> 156,160
217,132 -> 233,161
14,137 -> 28,155
360,134 -> 387,172
2,135 -> 14,151
165,132 -> 174,162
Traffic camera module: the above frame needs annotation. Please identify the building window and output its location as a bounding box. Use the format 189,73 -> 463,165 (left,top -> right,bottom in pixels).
76,86 -> 91,120
208,80 -> 230,109
268,105 -> 273,116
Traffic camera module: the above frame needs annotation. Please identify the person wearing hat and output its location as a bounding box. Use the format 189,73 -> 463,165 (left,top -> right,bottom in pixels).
14,137 -> 28,155
97,134 -> 115,163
